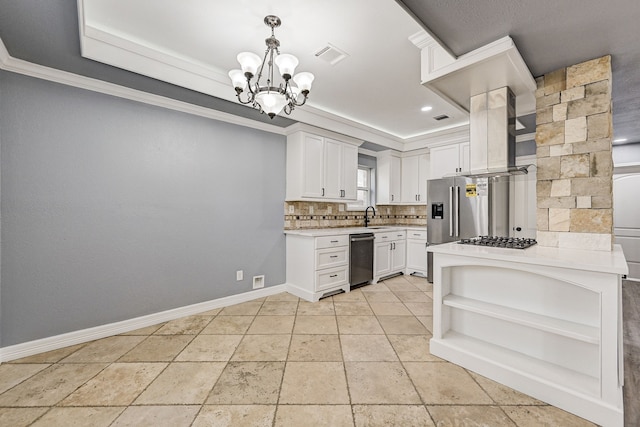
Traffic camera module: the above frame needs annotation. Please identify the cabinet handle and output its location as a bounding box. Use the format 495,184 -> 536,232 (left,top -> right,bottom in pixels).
322,188 -> 325,196
391,194 -> 394,201
413,233 -> 421,236
330,274 -> 338,278
330,240 -> 339,243
381,236 -> 388,239
390,243 -> 393,250
329,255 -> 338,258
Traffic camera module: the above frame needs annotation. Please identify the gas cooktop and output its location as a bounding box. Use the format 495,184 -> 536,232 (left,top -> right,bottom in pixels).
457,236 -> 537,249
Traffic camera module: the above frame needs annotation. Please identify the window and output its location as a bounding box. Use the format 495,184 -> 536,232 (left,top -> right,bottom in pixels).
348,166 -> 374,210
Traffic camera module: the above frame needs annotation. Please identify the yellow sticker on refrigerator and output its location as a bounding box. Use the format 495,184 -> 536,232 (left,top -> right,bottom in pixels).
465,184 -> 477,197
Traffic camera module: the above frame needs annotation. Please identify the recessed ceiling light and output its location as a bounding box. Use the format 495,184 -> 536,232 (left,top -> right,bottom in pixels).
613,138 -> 628,143
421,106 -> 433,112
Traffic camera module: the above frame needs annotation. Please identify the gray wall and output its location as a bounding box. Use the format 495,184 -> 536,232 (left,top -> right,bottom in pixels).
0,71 -> 286,346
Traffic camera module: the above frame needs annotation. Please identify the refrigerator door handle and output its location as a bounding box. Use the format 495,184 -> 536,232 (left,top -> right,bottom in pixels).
455,185 -> 460,237
448,186 -> 454,237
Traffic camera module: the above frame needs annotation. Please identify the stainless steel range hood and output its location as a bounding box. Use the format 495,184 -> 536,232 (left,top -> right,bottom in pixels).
461,86 -> 530,177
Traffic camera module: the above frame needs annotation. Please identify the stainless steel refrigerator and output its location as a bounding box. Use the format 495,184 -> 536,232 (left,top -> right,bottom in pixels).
426,176 -> 510,282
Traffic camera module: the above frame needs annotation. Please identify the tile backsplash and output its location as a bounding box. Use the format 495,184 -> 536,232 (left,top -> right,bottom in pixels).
284,201 -> 426,230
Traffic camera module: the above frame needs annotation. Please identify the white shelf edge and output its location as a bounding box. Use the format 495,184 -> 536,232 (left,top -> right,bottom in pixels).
443,295 -> 600,344
434,331 -> 600,397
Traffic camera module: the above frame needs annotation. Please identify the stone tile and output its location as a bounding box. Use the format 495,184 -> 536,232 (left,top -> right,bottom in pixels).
60,336 -> 146,363
341,335 -> 398,361
247,315 -> 295,334
274,405 -> 354,427
427,405 -> 515,426
266,292 -> 300,301
536,92 -> 560,109
388,335 -> 441,362
258,301 -> 298,315
9,344 -> 86,363
536,106 -> 552,124
154,315 -> 213,335
502,405 -> 597,426
561,85 -> 585,102
206,361 -> 285,404
544,68 -> 566,94
279,361 -> 349,404
0,408 -> 48,427
360,283 -> 390,292
586,79 -> 610,97
0,363 -> 106,407
536,144 -> 551,158
572,138 -> 611,154
297,299 -> 335,315
337,316 -> 384,334
567,94 -> 610,119
134,362 -> 225,404
345,361 -> 421,404
570,208 -> 612,233
293,315 -> 338,334
576,196 -> 592,209
537,208 -> 549,231
536,121 -> 564,146
201,315 -> 254,334
404,302 -> 433,316
363,291 -> 400,303
377,316 -> 429,334
231,335 -> 291,361
536,230 -> 559,248
111,405 -> 200,427
175,334 -> 242,361
550,143 -> 573,157
288,334 -> 343,361
587,112 -> 611,139
537,195 -> 576,209
353,405 -> 434,427
549,208 -> 571,232
550,179 -> 571,197
404,362 -> 493,404
405,275 -> 431,290
560,153 -> 590,178
570,177 -> 611,196
552,103 -> 568,121
590,150 -> 613,177
197,307 -> 223,316
119,323 -> 165,336
219,301 -> 263,316
334,301 -> 374,315
368,302 -> 412,316
384,281 -> 421,293
332,289 -> 367,301
416,316 -> 433,333
60,363 -> 165,406
536,156 -> 561,180
0,363 -> 50,394
565,116 -> 587,143
31,407 -> 124,427
468,371 -> 544,405
591,195 -> 612,208
394,291 -> 431,303
192,405 -> 276,427
566,55 -> 611,88
119,335 -> 193,362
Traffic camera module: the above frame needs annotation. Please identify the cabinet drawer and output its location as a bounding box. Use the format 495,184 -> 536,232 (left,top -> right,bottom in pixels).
316,247 -> 348,269
316,266 -> 348,291
407,230 -> 427,240
316,235 -> 348,249
376,230 -> 406,241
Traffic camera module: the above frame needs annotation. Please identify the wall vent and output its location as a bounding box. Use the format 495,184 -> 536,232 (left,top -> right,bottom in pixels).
315,43 -> 348,65
433,114 -> 450,121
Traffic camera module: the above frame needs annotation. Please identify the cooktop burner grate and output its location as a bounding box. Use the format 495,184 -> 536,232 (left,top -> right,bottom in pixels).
457,236 -> 537,249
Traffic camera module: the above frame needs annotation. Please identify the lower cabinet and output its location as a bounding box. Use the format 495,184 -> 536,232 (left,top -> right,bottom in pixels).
286,234 -> 350,301
405,230 -> 428,276
373,230 -> 406,283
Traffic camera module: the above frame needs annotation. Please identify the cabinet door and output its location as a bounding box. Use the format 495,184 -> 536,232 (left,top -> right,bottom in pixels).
429,144 -> 460,179
390,155 -> 402,203
459,142 -> 470,173
302,134 -> 325,197
401,155 -> 420,203
417,154 -> 430,203
374,241 -> 391,277
341,143 -> 358,200
323,138 -> 342,199
391,239 -> 406,271
406,239 -> 428,272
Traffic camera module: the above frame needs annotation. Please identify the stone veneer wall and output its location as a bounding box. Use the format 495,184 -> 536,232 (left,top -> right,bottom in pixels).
535,55 -> 613,251
284,201 -> 426,230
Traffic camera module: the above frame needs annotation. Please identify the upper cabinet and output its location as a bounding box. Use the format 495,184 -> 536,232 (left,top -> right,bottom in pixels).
376,151 -> 402,204
401,152 -> 430,204
286,126 -> 362,201
429,142 -> 470,179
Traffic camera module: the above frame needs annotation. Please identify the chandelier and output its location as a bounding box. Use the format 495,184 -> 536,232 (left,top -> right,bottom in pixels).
228,15 -> 314,119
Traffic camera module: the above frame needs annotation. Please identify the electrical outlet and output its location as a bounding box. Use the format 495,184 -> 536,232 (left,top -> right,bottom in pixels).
288,205 -> 294,214
309,206 -> 314,214
253,275 -> 265,289
236,270 -> 243,281
410,207 -> 416,214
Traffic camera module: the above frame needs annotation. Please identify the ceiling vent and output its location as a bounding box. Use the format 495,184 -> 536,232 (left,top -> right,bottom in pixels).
315,43 -> 348,65
433,114 -> 450,121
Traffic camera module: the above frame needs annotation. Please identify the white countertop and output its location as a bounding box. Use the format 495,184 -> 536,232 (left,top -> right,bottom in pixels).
428,241 -> 629,275
284,226 -> 425,237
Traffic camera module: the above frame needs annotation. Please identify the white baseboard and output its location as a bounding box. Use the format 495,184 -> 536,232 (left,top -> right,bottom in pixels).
0,284 -> 287,363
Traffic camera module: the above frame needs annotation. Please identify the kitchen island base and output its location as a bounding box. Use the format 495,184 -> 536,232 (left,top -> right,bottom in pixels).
429,243 -> 628,427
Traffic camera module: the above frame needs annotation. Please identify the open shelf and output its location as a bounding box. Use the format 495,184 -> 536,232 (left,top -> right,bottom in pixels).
443,294 -> 600,344
433,331 -> 600,397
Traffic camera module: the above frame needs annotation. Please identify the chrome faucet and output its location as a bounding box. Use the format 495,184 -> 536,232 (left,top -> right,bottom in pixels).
364,206 -> 376,227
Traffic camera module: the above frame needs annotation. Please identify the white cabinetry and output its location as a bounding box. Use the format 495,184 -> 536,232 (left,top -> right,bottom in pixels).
373,230 -> 406,282
286,234 -> 350,302
401,152 -> 430,203
376,151 -> 402,204
429,142 -> 470,179
405,229 -> 428,276
286,127 -> 361,201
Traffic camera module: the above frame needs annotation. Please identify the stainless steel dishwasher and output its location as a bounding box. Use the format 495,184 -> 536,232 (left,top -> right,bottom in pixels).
349,233 -> 374,288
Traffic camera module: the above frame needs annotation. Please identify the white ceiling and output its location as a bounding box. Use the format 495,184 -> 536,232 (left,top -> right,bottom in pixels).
79,0 -> 470,143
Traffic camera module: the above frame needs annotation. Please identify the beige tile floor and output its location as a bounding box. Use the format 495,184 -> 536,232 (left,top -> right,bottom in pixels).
0,275 -> 597,426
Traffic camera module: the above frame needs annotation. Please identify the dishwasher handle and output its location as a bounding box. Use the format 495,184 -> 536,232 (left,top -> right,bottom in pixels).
350,235 -> 375,242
